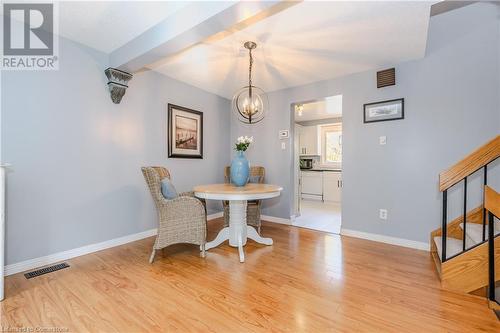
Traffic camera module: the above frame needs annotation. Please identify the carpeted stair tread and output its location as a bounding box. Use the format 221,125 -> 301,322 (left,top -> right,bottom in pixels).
433,236 -> 468,260
459,220 -> 500,244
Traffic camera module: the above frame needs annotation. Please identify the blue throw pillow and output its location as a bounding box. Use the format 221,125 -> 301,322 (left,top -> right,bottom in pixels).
161,178 -> 178,199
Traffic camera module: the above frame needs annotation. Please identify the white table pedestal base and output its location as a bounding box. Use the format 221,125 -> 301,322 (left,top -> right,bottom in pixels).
205,200 -> 273,262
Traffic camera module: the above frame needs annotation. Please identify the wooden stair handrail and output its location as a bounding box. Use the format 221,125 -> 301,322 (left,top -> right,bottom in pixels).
439,135 -> 500,191
484,186 -> 500,218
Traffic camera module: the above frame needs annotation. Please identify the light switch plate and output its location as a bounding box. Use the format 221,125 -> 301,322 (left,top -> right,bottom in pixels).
379,209 -> 388,220
281,142 -> 286,150
379,136 -> 387,145
279,130 -> 289,139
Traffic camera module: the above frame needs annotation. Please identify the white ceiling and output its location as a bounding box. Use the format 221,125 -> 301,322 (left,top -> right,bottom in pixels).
59,1 -> 187,53
149,1 -> 434,98
55,1 -> 435,98
295,95 -> 343,122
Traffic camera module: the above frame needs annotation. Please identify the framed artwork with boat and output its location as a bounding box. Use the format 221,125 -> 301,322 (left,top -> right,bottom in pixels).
167,104 -> 203,159
363,98 -> 404,123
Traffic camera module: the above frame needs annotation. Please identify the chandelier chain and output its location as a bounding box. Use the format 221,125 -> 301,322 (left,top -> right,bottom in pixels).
248,48 -> 253,87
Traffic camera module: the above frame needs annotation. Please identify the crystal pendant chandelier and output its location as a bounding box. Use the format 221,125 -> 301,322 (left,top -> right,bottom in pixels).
232,41 -> 268,124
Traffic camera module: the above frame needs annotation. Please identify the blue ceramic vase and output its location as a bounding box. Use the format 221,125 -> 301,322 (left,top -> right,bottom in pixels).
230,150 -> 250,186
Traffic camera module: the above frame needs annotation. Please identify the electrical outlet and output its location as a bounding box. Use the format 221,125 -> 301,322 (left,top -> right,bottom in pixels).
379,209 -> 388,220
379,136 -> 387,145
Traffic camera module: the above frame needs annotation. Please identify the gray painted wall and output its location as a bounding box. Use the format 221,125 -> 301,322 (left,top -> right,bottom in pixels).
2,37 -> 230,265
2,2 -> 499,268
231,3 -> 500,243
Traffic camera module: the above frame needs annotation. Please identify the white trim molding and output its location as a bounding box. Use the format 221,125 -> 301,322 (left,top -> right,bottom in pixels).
5,212 -> 225,277
5,228 -> 158,276
261,215 -> 292,225
340,228 -> 429,251
0,164 -> 8,301
206,211 -> 223,220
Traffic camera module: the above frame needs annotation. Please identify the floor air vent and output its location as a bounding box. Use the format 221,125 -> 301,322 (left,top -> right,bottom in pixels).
24,262 -> 70,279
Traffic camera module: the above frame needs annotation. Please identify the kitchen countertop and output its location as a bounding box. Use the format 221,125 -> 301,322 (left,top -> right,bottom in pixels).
300,169 -> 342,172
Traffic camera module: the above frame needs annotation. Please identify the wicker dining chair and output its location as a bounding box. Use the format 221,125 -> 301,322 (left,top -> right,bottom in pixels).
223,166 -> 265,234
141,166 -> 207,263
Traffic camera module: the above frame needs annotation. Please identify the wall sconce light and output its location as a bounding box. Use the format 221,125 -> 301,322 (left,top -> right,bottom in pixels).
104,68 -> 133,104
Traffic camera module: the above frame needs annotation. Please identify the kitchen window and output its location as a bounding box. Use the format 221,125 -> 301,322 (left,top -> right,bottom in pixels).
320,124 -> 342,167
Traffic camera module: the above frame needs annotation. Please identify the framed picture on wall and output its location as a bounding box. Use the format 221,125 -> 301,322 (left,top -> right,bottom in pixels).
167,104 -> 203,159
363,98 -> 404,123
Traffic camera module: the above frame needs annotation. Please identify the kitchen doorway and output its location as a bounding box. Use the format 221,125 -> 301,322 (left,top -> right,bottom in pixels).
291,95 -> 342,234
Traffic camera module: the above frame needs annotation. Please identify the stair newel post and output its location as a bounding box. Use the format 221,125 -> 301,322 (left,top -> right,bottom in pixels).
463,177 -> 467,251
482,165 -> 487,242
442,190 -> 448,262
487,211 -> 495,302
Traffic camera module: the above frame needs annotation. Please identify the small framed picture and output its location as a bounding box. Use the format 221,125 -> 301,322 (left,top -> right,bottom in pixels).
167,104 -> 203,159
363,98 -> 404,123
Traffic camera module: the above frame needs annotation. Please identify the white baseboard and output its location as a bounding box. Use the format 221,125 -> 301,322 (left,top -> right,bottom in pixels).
261,215 -> 292,225
5,211 -> 225,277
4,215 -> 427,276
207,212 -> 223,220
5,228 -> 158,276
340,228 -> 429,251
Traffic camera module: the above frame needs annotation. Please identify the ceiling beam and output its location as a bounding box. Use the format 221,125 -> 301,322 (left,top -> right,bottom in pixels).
430,1 -> 476,17
110,1 -> 300,73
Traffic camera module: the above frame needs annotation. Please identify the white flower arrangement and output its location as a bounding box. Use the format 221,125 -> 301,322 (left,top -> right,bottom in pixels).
235,136 -> 254,151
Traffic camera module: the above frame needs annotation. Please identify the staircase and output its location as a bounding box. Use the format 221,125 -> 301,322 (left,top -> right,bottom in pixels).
430,135 -> 500,311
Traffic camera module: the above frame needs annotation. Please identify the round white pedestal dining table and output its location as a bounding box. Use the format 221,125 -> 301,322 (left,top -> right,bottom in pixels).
194,183 -> 282,263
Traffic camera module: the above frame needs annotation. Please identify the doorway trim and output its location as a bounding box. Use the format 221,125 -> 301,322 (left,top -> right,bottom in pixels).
289,94 -> 343,231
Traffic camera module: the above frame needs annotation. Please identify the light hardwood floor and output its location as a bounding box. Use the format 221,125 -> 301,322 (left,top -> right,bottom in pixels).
1,219 -> 499,332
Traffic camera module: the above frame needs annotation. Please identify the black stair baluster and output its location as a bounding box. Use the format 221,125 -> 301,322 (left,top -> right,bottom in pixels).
488,211 -> 495,302
463,177 -> 467,251
483,165 -> 487,242
442,190 -> 447,262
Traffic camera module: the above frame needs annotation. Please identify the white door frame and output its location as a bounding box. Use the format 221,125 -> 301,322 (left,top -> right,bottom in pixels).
1,69 -> 6,301
0,164 -> 6,301
289,95 -> 343,227
293,123 -> 301,217
0,71 -> 4,301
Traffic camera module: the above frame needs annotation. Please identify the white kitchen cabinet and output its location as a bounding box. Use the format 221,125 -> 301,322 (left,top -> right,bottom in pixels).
299,125 -> 320,156
323,172 -> 342,202
301,171 -> 323,197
